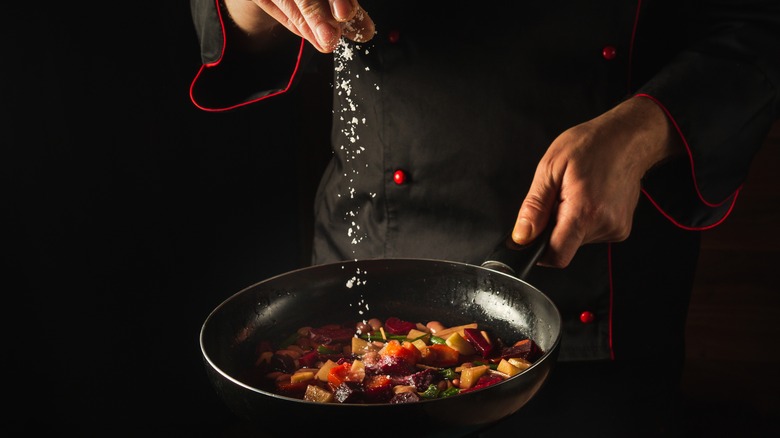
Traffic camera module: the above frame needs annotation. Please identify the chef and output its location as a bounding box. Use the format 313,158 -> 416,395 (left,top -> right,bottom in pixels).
189,0 -> 779,434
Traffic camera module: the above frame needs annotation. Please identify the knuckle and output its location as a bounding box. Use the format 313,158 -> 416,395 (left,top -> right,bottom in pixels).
294,0 -> 325,18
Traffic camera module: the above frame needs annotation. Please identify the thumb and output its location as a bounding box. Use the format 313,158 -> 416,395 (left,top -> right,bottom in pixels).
513,179 -> 557,246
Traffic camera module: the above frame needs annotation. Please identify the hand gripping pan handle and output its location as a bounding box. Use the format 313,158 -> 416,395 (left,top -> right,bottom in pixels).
481,224 -> 553,280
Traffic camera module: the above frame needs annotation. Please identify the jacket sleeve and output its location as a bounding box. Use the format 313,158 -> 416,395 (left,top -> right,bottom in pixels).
189,0 -> 310,111
634,0 -> 780,229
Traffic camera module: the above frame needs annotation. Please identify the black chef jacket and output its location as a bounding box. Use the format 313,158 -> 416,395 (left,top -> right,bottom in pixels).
189,0 -> 780,366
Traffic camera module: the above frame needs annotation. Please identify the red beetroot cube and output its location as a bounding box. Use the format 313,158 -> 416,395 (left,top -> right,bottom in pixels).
463,328 -> 494,358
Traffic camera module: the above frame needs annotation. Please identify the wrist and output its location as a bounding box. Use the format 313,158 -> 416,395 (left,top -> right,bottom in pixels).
618,96 -> 683,177
223,0 -> 275,33
222,0 -> 293,53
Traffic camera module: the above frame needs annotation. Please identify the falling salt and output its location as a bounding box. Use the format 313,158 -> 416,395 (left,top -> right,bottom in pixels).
332,25 -> 381,319
334,36 -> 371,257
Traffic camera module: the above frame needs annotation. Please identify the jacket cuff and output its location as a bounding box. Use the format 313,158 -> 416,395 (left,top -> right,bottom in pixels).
636,93 -> 739,230
189,0 -> 307,111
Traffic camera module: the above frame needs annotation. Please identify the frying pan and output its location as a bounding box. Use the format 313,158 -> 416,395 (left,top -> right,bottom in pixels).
200,232 -> 561,437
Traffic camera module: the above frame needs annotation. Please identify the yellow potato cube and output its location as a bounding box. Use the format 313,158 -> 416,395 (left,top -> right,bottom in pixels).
411,339 -> 428,352
459,364 -> 489,389
315,360 -> 338,381
352,337 -> 379,356
508,357 -> 532,371
290,370 -> 315,383
496,359 -> 522,377
406,328 -> 431,342
445,332 -> 477,355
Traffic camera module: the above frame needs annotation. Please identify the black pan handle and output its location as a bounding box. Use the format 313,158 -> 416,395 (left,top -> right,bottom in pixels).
481,224 -> 553,280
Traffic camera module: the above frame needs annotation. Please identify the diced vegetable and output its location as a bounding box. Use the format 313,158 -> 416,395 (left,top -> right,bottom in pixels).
251,317 -> 544,405
274,379 -> 309,397
445,332 -> 477,355
508,357 -> 532,371
384,317 -> 417,335
411,339 -> 427,352
327,362 -> 353,389
406,328 -> 431,342
461,374 -> 504,393
432,323 -> 478,339
352,337 -> 380,355
363,375 -> 394,402
463,327 -> 494,358
304,384 -> 333,403
501,338 -> 543,362
290,370 -> 316,383
382,340 -> 421,366
315,360 -> 339,381
497,359 -> 524,377
459,365 -> 489,389
420,344 -> 460,368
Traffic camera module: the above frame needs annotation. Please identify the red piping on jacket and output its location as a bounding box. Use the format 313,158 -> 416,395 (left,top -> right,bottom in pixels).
188,0 -> 306,112
641,187 -> 739,231
627,0 -> 642,90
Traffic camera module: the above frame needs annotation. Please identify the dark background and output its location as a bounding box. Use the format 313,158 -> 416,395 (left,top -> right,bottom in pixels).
3,2 -> 778,435
4,2 -> 330,434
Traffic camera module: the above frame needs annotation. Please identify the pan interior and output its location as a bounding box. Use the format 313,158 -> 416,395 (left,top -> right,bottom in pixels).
201,258 -> 561,387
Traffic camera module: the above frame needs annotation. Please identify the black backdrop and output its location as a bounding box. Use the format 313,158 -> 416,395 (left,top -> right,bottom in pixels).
4,3 -> 331,434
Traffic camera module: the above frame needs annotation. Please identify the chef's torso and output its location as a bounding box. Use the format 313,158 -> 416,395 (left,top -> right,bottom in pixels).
309,1 -> 697,362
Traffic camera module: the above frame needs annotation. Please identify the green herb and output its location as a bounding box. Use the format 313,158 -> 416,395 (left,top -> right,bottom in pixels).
440,386 -> 460,398
419,384 -> 440,399
439,368 -> 457,380
430,335 -> 446,345
317,345 -> 340,354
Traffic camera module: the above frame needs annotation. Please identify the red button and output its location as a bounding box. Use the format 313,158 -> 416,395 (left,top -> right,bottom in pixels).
580,311 -> 595,324
393,170 -> 407,185
388,29 -> 401,44
602,45 -> 617,60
